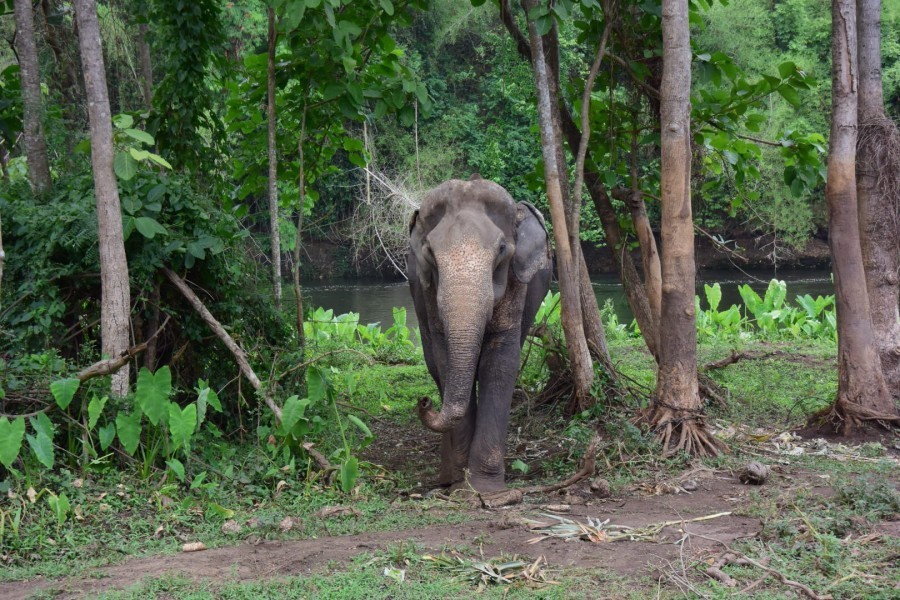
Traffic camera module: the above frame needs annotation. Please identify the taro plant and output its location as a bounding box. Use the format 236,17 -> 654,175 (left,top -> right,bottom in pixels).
696,283 -> 745,340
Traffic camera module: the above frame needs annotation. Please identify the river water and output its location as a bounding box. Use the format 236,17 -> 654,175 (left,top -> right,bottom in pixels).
303,268 -> 834,330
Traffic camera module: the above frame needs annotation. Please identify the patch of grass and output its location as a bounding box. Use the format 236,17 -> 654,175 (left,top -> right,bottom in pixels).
335,363 -> 436,420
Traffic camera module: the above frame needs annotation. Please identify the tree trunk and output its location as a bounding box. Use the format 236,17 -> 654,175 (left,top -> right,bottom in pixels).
267,7 -> 282,307
14,0 -> 52,194
74,0 -> 132,397
647,0 -> 722,457
138,23 -> 153,110
820,0 -> 898,433
627,132 -> 663,341
524,0 -> 594,401
856,0 -> 900,399
294,116 -> 307,349
497,0 -> 660,360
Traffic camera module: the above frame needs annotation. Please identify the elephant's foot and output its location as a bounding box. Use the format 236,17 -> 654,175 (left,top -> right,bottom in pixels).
461,473 -> 507,494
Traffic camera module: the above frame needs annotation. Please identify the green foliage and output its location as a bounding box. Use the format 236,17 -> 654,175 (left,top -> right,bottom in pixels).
49,378 -> 80,410
0,417 -> 25,469
135,366 -> 173,426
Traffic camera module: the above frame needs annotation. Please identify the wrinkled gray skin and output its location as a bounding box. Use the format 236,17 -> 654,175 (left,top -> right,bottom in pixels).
408,177 -> 551,493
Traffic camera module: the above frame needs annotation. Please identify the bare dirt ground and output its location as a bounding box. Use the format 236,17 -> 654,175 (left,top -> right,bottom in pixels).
0,474 -> 766,600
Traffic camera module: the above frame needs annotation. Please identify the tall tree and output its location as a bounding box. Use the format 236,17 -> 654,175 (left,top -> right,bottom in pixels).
138,22 -> 154,110
646,0 -> 722,456
524,0 -> 594,401
856,0 -> 900,398
267,6 -> 282,307
74,0 -> 132,396
14,0 -> 52,194
821,0 -> 897,432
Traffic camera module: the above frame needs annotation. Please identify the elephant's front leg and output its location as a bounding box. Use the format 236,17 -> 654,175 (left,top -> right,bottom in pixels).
438,385 -> 476,487
468,328 -> 521,493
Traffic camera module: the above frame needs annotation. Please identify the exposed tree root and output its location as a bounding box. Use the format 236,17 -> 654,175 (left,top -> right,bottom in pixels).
644,406 -> 726,458
810,394 -> 900,437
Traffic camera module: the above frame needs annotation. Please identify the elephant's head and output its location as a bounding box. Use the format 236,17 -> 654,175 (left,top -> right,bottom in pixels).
409,178 -> 550,433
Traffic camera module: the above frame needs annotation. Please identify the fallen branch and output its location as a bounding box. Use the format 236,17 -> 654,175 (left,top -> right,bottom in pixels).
685,530 -> 831,600
76,316 -> 171,383
478,436 -> 600,508
162,268 -> 282,421
702,350 -> 784,371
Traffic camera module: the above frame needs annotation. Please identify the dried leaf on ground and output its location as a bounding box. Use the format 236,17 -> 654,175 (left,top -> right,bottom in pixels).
314,505 -> 362,518
422,552 -> 557,587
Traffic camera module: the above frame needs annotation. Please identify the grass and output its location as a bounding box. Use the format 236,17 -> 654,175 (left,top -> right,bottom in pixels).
4,328 -> 898,600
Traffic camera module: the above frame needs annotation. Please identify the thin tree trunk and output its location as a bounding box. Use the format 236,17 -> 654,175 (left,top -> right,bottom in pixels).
293,112 -> 307,348
74,0 -> 132,397
627,132 -> 662,340
856,0 -> 900,399
138,23 -> 153,109
498,0 -> 660,359
267,7 -> 282,307
144,283 -> 160,371
14,0 -> 52,194
647,0 -> 722,457
0,211 -> 5,309
524,0 -> 594,400
820,0 -> 898,433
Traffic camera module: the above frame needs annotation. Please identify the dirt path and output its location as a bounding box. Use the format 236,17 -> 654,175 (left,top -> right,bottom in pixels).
0,477 -> 763,599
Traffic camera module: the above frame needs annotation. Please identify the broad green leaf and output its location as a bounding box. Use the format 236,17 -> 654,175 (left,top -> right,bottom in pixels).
146,183 -> 166,204
134,216 -> 168,240
26,432 -> 54,468
379,0 -> 394,15
47,492 -> 70,526
166,458 -> 186,482
147,153 -> 172,169
704,283 -> 722,312
136,366 -> 172,425
50,378 -> 80,409
0,417 -> 25,468
511,459 -> 529,474
347,414 -> 373,443
87,395 -> 108,430
31,412 -> 54,440
764,279 -> 787,310
123,128 -> 154,145
129,147 -> 151,161
777,85 -> 801,106
306,366 -> 328,403
777,61 -> 797,79
114,151 -> 138,180
340,455 -> 359,493
98,423 -> 116,450
280,395 -> 311,437
169,403 -> 197,452
116,411 -> 143,456
112,113 -> 134,128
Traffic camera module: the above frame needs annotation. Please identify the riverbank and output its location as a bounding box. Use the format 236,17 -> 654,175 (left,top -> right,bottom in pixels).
301,234 -> 832,280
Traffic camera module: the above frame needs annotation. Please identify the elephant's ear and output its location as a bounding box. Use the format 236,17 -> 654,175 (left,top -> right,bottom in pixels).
513,202 -> 551,283
408,209 -> 420,234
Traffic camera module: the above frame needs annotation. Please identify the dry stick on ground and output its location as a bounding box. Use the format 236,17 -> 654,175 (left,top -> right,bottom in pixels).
685,530 -> 830,600
478,436 -> 600,508
76,316 -> 171,383
162,268 -> 282,421
702,350 -> 785,371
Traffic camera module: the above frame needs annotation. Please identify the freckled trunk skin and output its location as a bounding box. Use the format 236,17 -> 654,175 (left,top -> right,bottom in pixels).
823,0 -> 897,433
856,0 -> 900,400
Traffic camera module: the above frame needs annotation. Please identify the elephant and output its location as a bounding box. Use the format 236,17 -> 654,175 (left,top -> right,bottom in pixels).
407,176 -> 552,493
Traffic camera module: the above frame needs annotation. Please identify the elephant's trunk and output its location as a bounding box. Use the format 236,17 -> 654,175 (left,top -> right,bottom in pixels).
419,325 -> 484,432
419,260 -> 493,433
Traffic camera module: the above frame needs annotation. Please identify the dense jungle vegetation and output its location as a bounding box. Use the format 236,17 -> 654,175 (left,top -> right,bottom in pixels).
0,0 -> 899,597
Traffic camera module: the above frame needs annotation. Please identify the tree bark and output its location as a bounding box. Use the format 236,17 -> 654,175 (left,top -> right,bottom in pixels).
856,0 -> 900,399
267,7 -> 282,307
74,0 -> 132,397
138,23 -> 153,110
821,0 -> 898,433
647,0 -> 722,457
14,0 -> 52,194
498,0 -> 660,360
627,132 -> 662,341
524,0 -> 594,401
